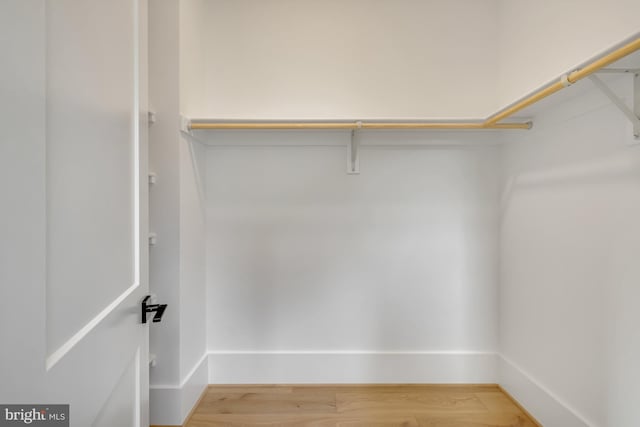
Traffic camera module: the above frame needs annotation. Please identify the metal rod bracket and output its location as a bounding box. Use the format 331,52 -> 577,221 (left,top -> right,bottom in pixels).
588,74 -> 640,139
347,128 -> 360,174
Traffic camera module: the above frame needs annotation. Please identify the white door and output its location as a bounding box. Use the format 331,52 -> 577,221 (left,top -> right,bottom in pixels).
0,1 -> 150,426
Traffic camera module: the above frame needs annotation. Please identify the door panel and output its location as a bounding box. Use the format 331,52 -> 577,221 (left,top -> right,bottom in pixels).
0,1 -> 149,426
46,0 -> 139,358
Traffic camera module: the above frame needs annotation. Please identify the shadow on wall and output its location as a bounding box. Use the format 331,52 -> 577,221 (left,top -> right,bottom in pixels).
500,151 -> 640,215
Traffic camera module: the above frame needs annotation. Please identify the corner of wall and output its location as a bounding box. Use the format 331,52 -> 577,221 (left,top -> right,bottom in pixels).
498,355 -> 592,427
149,1 -> 208,424
150,352 -> 209,425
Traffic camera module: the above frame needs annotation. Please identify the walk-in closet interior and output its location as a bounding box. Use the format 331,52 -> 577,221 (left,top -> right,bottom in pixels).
144,2 -> 640,426
142,0 -> 640,427
3,1 -> 638,426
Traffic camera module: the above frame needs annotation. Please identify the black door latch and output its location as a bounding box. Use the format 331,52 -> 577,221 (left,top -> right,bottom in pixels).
142,295 -> 167,324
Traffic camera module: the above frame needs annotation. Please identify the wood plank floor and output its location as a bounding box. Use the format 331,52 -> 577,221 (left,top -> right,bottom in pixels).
183,385 -> 539,427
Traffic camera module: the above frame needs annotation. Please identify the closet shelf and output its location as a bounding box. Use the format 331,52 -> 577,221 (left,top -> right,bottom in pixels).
185,34 -> 640,133
187,120 -> 531,131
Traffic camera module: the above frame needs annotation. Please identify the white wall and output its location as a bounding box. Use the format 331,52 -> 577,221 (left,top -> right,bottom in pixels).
176,0 -> 640,120
497,0 -> 640,109
173,100 -> 208,427
202,131 -> 501,382
149,0 -> 182,389
179,0 -> 208,393
198,0 -> 500,119
149,0 -> 208,424
499,76 -> 640,427
179,0 -> 207,117
146,1 -> 640,421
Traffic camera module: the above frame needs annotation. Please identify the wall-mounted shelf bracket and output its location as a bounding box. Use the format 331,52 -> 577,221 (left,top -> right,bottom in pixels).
347,124 -> 361,174
590,72 -> 640,138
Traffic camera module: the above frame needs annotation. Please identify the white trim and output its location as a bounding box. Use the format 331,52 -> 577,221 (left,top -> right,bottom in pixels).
149,352 -> 208,425
151,352 -> 610,426
134,347 -> 141,427
46,4 -> 142,370
45,282 -> 139,370
208,350 -> 495,355
150,352 -> 209,390
499,355 -> 595,427
150,351 -> 496,388
150,387 -> 181,425
148,352 -> 617,427
132,0 -> 140,290
132,0 -> 140,423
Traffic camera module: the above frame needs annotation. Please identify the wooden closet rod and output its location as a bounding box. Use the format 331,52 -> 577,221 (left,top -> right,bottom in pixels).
188,34 -> 640,131
485,35 -> 640,126
188,121 -> 531,130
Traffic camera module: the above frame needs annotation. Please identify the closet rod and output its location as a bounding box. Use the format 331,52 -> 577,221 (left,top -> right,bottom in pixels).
485,35 -> 640,126
188,121 -> 531,130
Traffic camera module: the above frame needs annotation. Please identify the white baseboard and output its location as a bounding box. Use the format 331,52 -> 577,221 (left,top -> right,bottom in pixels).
499,355 -> 594,427
150,353 -> 208,425
149,387 -> 181,426
208,351 -> 498,384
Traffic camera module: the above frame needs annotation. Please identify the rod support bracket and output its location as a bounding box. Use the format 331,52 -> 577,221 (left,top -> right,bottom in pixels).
347,128 -> 360,174
589,74 -> 640,139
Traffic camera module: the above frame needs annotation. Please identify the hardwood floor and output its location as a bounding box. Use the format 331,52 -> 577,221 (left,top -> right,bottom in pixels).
183,385 -> 540,427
